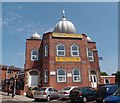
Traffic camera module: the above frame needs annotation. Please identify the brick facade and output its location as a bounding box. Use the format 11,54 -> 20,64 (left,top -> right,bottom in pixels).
100,76 -> 115,85
24,32 -> 100,92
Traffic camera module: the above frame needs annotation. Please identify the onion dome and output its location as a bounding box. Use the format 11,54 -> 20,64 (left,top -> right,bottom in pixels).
54,10 -> 76,34
30,32 -> 40,39
87,36 -> 92,42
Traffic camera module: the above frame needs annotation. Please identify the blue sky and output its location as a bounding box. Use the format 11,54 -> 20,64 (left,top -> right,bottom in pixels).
2,2 -> 118,75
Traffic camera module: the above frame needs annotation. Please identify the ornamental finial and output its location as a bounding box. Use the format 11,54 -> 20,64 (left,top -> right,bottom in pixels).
62,10 -> 65,18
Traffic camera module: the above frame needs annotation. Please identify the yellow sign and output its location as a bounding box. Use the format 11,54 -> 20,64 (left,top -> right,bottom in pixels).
55,57 -> 81,62
52,33 -> 82,38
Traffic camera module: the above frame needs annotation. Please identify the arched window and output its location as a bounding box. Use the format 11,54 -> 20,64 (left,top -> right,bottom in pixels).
44,69 -> 48,83
87,48 -> 94,61
73,69 -> 81,82
31,50 -> 38,61
45,44 -> 48,57
57,69 -> 66,82
71,45 -> 79,56
57,44 -> 65,56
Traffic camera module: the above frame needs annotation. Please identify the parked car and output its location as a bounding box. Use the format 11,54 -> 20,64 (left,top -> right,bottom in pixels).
69,86 -> 97,103
103,89 -> 120,103
58,86 -> 79,100
26,86 -> 38,98
34,87 -> 58,102
96,84 -> 118,103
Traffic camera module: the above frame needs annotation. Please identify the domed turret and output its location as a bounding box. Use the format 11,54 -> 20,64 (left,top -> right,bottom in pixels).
54,10 -> 76,34
87,36 -> 92,42
30,32 -> 40,39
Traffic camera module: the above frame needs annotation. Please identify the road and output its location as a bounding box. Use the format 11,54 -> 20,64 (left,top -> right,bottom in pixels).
1,91 -> 96,103
2,100 -> 96,103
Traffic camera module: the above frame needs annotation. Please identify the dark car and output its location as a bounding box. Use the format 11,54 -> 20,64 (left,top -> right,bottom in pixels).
69,87 -> 97,103
103,89 -> 120,103
96,84 -> 118,103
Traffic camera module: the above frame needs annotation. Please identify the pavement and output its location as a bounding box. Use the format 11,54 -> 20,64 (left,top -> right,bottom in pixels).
0,91 -> 34,102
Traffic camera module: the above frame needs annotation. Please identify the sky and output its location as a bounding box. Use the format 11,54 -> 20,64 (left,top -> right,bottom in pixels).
2,2 -> 118,75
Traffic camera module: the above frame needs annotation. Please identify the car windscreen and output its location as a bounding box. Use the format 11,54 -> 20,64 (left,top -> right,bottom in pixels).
113,90 -> 120,96
107,86 -> 118,94
37,88 -> 46,91
63,87 -> 71,91
71,87 -> 81,92
31,87 -> 38,90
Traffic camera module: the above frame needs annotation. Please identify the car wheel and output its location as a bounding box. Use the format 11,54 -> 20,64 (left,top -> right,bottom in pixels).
26,94 -> 28,97
47,96 -> 51,102
96,100 -> 103,103
83,97 -> 87,103
35,98 -> 39,102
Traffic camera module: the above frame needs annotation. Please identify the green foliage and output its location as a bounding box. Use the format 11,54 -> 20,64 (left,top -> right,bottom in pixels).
100,71 -> 108,76
115,71 -> 120,84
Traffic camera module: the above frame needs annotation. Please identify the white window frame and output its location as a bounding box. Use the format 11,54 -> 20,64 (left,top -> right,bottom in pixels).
57,69 -> 66,82
45,44 -> 48,57
31,49 -> 38,61
44,69 -> 48,83
87,48 -> 94,61
72,69 -> 81,82
56,44 -> 65,56
71,45 -> 79,56
104,79 -> 110,84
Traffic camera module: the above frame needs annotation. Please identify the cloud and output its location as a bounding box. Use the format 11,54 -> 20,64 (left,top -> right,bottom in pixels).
44,27 -> 54,33
2,5 -> 53,38
18,5 -> 22,10
15,28 -> 23,32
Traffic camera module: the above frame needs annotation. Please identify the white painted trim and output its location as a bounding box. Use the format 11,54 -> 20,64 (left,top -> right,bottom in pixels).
56,44 -> 65,56
71,44 -> 79,57
101,76 -> 115,78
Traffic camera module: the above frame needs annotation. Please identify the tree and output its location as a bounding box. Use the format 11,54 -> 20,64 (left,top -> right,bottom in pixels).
100,71 -> 108,76
115,71 -> 120,85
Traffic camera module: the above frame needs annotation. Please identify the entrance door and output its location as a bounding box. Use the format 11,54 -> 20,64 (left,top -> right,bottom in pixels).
28,70 -> 38,87
91,75 -> 97,88
30,75 -> 38,87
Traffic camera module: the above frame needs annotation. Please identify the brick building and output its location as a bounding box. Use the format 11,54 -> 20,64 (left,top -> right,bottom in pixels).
0,65 -> 23,91
100,76 -> 115,85
24,11 -> 100,92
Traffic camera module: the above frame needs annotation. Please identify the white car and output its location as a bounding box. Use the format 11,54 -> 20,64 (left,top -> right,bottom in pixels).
34,87 -> 58,102
58,86 -> 79,100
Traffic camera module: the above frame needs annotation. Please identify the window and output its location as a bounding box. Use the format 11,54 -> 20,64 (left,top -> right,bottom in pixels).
73,69 -> 81,82
44,69 -> 48,83
45,44 -> 48,57
105,79 -> 110,84
71,45 -> 79,56
57,69 -> 66,82
31,50 -> 38,61
7,69 -> 13,74
87,48 -> 94,61
57,44 -> 65,56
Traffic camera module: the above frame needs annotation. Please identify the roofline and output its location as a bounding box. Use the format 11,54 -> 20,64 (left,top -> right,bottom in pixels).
0,64 -> 23,70
100,76 -> 115,78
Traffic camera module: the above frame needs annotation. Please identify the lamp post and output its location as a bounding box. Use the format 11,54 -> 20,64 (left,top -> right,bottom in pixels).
6,66 -> 9,80
13,75 -> 17,97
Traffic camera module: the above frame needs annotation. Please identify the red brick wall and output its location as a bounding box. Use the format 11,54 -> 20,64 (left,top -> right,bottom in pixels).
42,33 -> 100,90
24,39 -> 42,92
1,68 -> 20,81
24,39 -> 42,69
100,76 -> 115,85
24,32 -> 100,91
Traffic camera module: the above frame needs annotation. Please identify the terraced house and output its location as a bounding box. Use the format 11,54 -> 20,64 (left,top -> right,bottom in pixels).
24,11 -> 100,92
